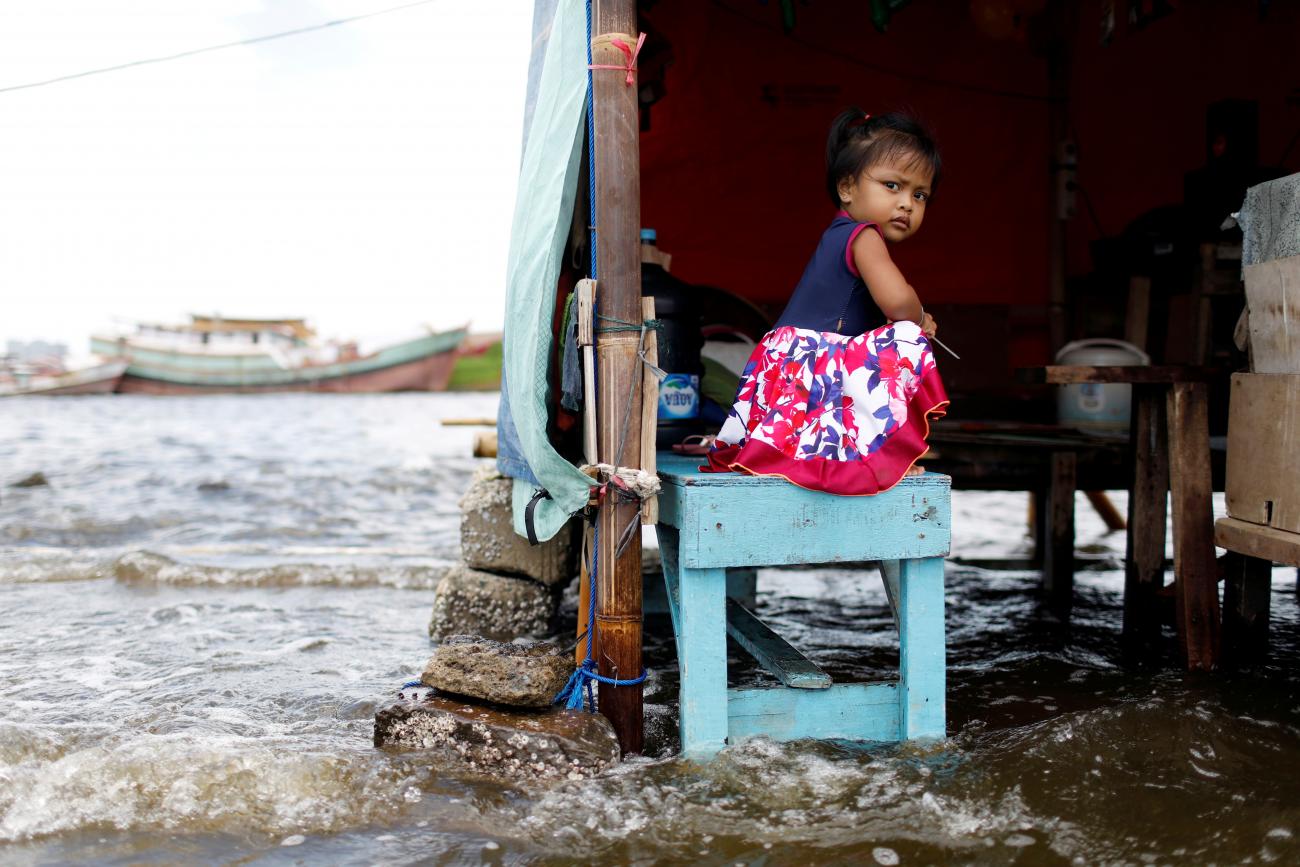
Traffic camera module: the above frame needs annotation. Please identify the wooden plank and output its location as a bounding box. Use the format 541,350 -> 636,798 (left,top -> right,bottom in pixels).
898,556 -> 946,739
640,296 -> 659,525
1244,256 -> 1300,374
1222,551 -> 1272,660
1017,365 -> 1215,385
727,683 -> 900,745
654,456 -> 951,568
1043,451 -> 1076,614
1225,373 -> 1300,535
725,598 -> 832,690
1166,382 -> 1221,671
1216,516 -> 1300,567
1124,385 -> 1169,643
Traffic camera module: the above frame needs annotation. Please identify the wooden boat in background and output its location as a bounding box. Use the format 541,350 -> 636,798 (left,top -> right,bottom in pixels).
0,360 -> 128,397
91,316 -> 467,394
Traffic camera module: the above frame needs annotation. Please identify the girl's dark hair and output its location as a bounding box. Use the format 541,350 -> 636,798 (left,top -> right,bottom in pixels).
825,108 -> 942,208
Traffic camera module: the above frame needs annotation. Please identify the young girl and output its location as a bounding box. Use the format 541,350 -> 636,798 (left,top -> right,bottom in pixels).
703,109 -> 948,495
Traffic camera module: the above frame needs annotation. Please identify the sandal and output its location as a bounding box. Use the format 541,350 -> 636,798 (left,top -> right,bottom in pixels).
671,434 -> 716,456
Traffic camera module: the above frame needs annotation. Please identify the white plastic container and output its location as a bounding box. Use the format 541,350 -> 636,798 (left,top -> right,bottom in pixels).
1055,338 -> 1150,434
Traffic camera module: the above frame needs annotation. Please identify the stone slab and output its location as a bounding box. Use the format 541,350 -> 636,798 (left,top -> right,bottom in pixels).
422,635 -> 572,709
428,564 -> 553,642
374,695 -> 619,782
460,468 -> 574,586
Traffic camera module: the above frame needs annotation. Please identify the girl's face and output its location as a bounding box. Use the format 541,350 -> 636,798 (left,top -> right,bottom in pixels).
837,153 -> 933,243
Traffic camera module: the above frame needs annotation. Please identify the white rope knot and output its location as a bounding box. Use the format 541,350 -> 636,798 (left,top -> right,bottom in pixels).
581,463 -> 661,499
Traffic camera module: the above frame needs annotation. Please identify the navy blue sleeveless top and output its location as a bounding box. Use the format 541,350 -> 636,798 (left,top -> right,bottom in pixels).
773,213 -> 887,336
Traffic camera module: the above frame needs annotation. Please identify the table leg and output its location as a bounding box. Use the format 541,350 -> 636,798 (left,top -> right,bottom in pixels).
1124,384 -> 1169,645
1166,382 -> 1221,670
899,556 -> 946,740
1043,451 -> 1076,615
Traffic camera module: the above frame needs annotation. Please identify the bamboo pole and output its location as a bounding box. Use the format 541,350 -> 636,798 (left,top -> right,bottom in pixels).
591,0 -> 643,755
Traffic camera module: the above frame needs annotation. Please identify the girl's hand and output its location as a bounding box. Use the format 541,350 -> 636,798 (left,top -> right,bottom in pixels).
920,312 -> 937,338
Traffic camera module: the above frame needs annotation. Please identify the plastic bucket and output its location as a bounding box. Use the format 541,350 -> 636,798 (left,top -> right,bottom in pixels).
1055,338 -> 1150,434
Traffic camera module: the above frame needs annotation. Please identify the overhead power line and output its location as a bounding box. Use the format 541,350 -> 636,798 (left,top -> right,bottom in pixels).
0,0 -> 442,96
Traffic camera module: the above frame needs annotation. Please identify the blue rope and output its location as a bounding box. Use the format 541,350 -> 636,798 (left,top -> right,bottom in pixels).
400,680 -> 425,689
553,0 -> 647,713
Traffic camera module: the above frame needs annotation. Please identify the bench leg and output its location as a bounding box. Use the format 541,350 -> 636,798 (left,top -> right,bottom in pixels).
899,556 -> 945,740
657,526 -> 729,757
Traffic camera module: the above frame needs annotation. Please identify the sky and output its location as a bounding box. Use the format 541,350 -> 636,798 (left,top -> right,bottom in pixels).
0,0 -> 532,354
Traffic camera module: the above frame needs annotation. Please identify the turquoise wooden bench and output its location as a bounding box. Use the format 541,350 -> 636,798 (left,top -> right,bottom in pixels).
655,453 -> 951,758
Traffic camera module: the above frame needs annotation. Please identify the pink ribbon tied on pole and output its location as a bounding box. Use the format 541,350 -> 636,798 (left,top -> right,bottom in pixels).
589,32 -> 646,86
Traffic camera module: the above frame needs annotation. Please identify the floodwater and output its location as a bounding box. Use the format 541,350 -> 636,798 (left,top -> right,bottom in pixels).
1,394 -> 1297,866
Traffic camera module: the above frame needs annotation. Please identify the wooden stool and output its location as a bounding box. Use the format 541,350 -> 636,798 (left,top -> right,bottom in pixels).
655,454 -> 951,758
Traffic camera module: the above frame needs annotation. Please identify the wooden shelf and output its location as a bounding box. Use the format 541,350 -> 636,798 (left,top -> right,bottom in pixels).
1215,517 -> 1300,568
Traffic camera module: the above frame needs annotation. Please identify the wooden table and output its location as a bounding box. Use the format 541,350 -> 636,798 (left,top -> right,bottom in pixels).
924,424 -> 1129,607
1020,365 -> 1221,670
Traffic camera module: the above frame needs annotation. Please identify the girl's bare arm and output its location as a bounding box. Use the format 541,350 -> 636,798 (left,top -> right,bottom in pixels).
851,228 -> 924,325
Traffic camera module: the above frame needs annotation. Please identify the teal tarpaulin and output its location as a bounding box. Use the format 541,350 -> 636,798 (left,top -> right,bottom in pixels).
500,0 -> 590,542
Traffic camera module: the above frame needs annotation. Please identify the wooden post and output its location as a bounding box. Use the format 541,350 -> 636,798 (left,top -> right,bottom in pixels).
1123,385 -> 1169,645
591,0 -> 644,755
1166,382 -> 1220,670
1043,451 -> 1076,614
1222,552 -> 1271,661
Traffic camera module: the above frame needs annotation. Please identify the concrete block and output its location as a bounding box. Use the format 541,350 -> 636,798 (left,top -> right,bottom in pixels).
459,468 -> 575,587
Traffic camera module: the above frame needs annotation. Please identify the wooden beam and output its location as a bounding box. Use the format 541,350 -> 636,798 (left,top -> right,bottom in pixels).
591,0 -> 644,755
725,598 -> 832,690
1166,382 -> 1220,670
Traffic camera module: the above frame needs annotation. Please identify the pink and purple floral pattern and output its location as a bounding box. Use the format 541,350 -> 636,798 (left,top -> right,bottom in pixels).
703,320 -> 948,495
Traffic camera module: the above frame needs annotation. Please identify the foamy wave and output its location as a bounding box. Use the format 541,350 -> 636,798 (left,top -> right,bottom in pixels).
0,552 -> 114,584
112,551 -> 448,589
0,733 -> 424,841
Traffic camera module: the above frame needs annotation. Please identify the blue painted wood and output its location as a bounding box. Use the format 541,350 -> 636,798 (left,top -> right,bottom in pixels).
880,559 -> 901,629
725,568 -> 757,608
675,563 -> 730,758
726,598 -> 832,689
727,683 -> 900,744
654,452 -> 951,756
899,556 -> 946,739
656,454 -> 951,568
656,525 -> 683,636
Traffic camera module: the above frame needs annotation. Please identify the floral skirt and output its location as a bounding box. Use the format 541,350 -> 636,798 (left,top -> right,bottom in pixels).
703,321 -> 948,495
